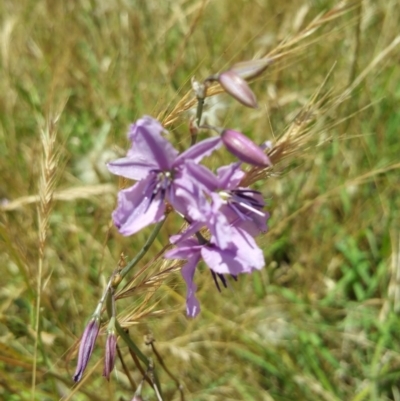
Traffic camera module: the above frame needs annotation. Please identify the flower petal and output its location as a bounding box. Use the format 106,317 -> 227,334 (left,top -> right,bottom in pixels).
165,237 -> 201,258
128,115 -> 179,169
107,116 -> 180,180
181,256 -> 201,318
180,161 -> 218,192
107,157 -> 156,181
204,226 -> 265,274
175,136 -> 222,164
112,177 -> 165,236
216,162 -> 244,189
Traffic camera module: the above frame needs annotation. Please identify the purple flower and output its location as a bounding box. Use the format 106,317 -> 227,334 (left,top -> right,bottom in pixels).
179,162 -> 269,238
166,225 -> 265,317
103,331 -> 117,381
107,116 -> 222,236
73,317 -> 100,382
213,163 -> 269,234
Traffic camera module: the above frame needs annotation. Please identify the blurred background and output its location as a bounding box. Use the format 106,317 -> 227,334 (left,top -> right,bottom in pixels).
1,0 -> 399,400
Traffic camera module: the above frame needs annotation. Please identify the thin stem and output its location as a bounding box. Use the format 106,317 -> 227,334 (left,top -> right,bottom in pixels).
115,320 -> 163,397
117,219 -> 165,285
149,339 -> 185,401
114,320 -> 148,366
116,344 -> 137,390
195,97 -> 204,131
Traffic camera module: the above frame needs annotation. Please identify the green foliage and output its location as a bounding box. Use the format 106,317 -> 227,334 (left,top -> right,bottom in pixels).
1,0 -> 400,400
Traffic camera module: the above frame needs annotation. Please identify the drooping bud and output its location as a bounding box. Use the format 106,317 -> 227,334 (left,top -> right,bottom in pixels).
218,70 -> 258,108
102,330 -> 117,380
73,316 -> 101,382
221,129 -> 271,167
230,58 -> 273,80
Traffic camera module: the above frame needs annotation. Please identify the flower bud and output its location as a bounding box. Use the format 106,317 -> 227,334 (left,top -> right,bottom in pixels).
221,129 -> 271,167
218,70 -> 258,108
73,317 -> 100,382
230,58 -> 273,80
103,331 -> 117,381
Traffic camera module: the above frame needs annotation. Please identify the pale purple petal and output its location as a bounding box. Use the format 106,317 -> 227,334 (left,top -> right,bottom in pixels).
165,237 -> 202,317
207,196 -> 232,249
204,225 -> 265,274
201,246 -> 241,275
113,177 -> 165,236
222,189 -> 269,235
127,115 -> 178,170
216,162 -> 244,189
107,157 -> 156,181
230,226 -> 265,270
237,211 -> 269,236
202,234 -> 264,276
168,171 -> 208,217
181,256 -> 202,317
179,161 -> 219,192
175,136 -> 222,164
165,237 -> 201,258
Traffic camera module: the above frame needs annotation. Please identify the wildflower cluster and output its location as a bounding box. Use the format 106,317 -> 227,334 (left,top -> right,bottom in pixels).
72,59 -> 273,397
107,111 -> 270,316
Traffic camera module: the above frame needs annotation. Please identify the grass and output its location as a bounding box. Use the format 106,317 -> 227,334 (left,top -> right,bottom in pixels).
1,0 -> 400,400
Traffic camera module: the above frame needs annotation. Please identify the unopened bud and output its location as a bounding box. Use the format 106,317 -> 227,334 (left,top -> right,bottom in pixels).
103,331 -> 117,381
73,317 -> 100,382
218,70 -> 258,108
221,129 -> 271,167
230,58 -> 273,80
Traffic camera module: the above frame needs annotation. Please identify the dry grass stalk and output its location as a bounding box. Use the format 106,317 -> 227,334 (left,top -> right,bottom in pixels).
32,104 -> 65,398
1,184 -> 116,212
159,1 -> 357,128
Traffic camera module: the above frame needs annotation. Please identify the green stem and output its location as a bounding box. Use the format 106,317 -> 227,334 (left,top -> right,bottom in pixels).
115,319 -> 148,367
195,97 -> 204,130
115,319 -> 164,399
117,219 -> 165,284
